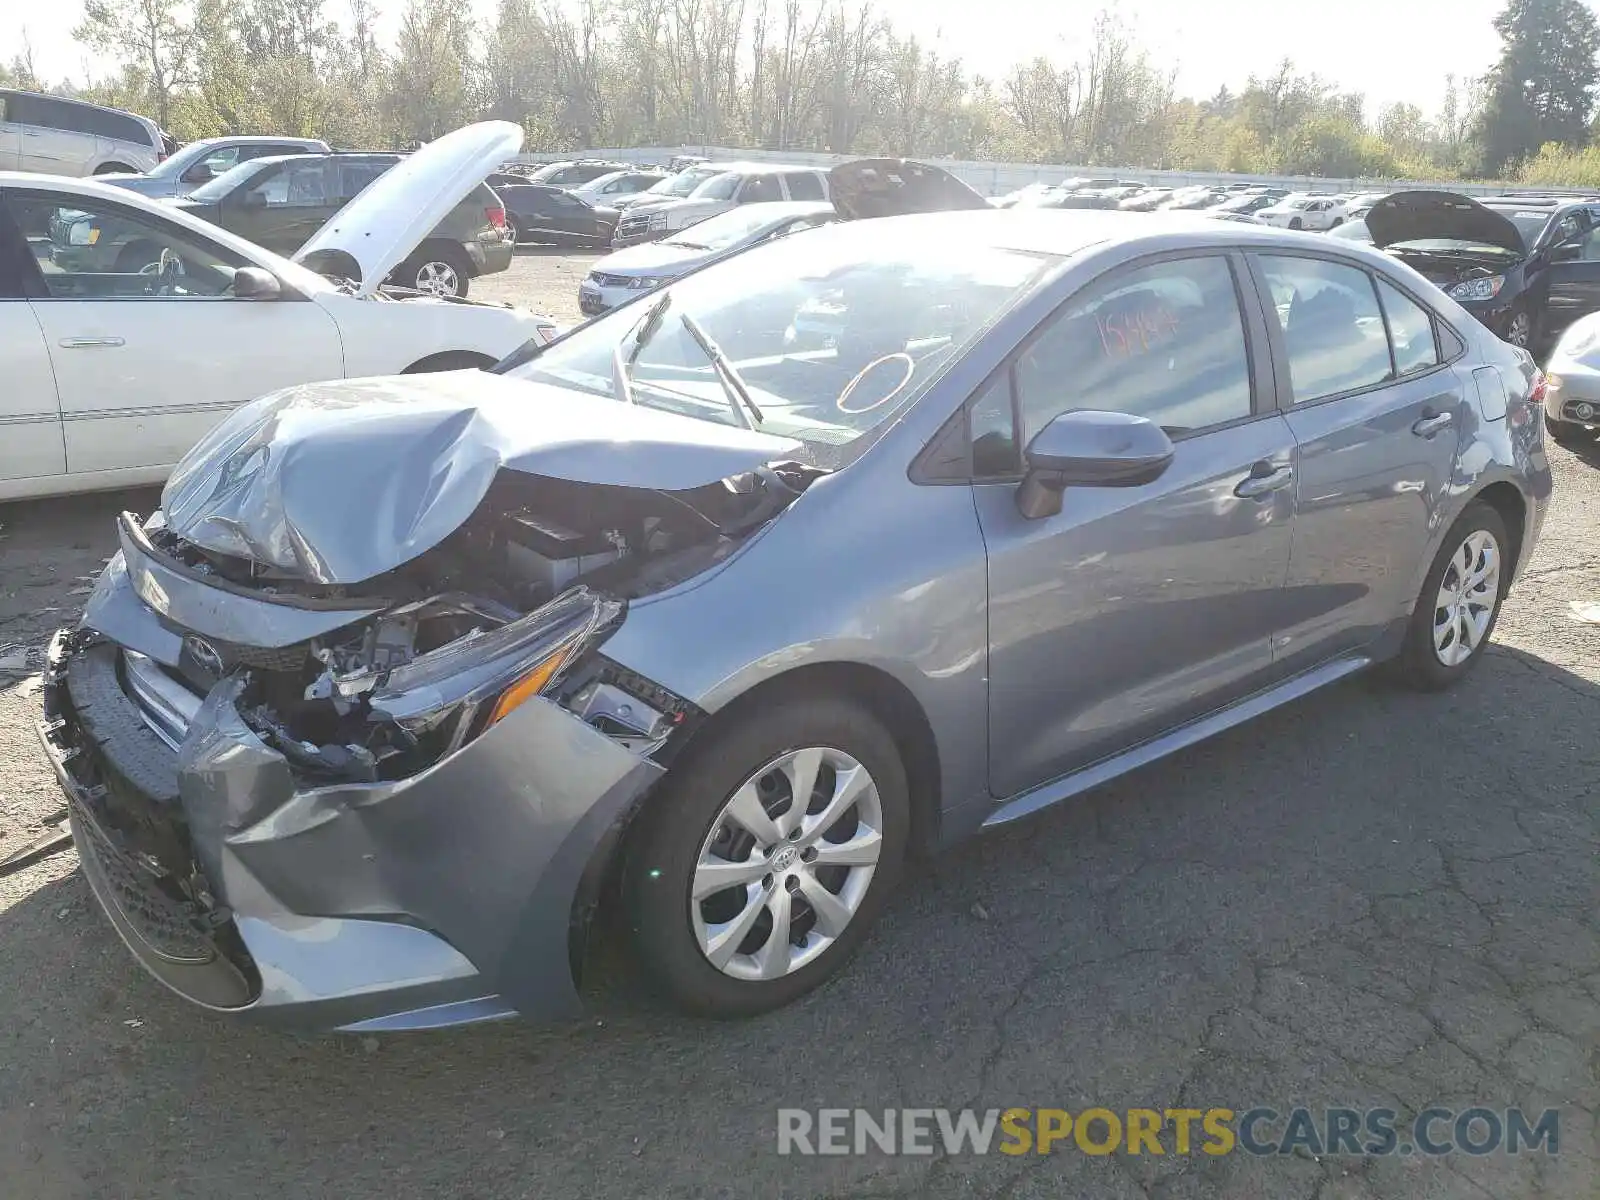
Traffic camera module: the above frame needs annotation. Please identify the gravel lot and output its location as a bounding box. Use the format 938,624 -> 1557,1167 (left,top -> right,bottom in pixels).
475,245 -> 600,326
0,250 -> 1597,1199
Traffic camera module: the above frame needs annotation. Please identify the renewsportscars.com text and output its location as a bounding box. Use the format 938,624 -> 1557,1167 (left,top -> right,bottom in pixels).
776,1106 -> 1561,1157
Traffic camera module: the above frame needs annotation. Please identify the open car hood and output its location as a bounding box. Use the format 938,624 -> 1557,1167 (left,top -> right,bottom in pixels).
160,371 -> 802,585
293,121 -> 523,295
826,158 -> 991,220
1365,191 -> 1526,255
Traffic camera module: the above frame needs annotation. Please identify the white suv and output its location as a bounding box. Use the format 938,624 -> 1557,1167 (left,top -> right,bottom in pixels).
0,89 -> 166,176
1255,194 -> 1348,231
611,164 -> 830,247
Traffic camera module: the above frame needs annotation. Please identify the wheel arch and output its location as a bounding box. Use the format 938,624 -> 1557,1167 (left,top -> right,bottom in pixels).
410,236 -> 476,275
565,658 -> 946,987
1471,480 -> 1528,584
401,349 -> 497,374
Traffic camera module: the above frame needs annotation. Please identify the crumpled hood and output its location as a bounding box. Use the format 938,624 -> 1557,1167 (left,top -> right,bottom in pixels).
160,370 -> 802,585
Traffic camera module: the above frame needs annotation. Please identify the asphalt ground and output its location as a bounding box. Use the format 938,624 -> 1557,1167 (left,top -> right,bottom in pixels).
0,247 -> 1595,1199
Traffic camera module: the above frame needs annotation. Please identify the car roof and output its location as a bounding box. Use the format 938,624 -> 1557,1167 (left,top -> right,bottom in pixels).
808,207 -> 1399,261
191,135 -> 327,146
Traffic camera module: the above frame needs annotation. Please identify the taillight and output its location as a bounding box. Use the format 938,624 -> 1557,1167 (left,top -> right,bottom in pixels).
1513,370 -> 1545,429
486,206 -> 507,232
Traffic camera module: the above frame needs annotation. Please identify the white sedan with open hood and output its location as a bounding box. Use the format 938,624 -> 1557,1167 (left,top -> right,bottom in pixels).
0,121 -> 560,502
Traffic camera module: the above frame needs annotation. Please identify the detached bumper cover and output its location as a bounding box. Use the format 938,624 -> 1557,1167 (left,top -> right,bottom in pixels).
38,621 -> 663,1030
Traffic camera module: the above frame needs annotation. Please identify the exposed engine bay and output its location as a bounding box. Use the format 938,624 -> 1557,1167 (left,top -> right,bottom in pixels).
143,462 -> 822,784
1382,247 -> 1519,290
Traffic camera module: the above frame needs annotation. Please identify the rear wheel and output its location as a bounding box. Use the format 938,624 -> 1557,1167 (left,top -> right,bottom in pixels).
1396,502 -> 1509,690
394,246 -> 471,298
624,695 -> 909,1017
94,162 -> 134,175
1289,217 -> 1303,230
401,351 -> 495,374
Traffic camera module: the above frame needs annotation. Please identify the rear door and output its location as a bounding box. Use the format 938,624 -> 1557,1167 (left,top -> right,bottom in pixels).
13,95 -> 96,175
1541,208 -> 1600,342
0,193 -> 64,491
5,188 -> 343,477
1250,252 -> 1468,668
222,158 -> 338,253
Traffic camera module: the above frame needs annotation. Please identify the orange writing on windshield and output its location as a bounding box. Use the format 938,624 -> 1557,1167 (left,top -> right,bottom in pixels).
1098,306 -> 1181,358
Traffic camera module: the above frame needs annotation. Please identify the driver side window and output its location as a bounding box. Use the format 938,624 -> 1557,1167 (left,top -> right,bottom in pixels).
244,161 -> 328,208
1013,255 -> 1254,440
2,192 -> 245,300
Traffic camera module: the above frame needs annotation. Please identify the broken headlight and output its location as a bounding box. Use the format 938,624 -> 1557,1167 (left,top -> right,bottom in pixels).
368,587 -> 621,750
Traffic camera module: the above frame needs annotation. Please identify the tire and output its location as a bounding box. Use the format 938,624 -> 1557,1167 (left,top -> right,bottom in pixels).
1546,414 -> 1592,447
395,246 -> 471,298
1289,217 -> 1303,230
624,694 -> 910,1018
94,162 -> 134,175
1331,217 -> 1344,228
401,351 -> 495,374
1396,501 -> 1510,691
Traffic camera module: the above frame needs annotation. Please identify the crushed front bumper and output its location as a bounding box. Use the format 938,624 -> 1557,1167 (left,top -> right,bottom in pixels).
38,592 -> 662,1032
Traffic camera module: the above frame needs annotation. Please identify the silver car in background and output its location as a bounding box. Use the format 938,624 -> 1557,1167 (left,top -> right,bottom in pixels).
580,200 -> 837,314
98,135 -> 332,198
39,209 -> 1551,1032
0,89 -> 166,176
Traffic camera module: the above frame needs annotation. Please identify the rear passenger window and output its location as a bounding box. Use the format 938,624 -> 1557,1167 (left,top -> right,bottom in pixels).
786,173 -> 825,201
1260,256 -> 1392,402
1015,255 -> 1253,438
741,175 -> 784,203
1377,280 -> 1439,376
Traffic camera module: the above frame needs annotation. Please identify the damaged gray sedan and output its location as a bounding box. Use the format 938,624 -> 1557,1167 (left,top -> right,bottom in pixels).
39,210 -> 1550,1030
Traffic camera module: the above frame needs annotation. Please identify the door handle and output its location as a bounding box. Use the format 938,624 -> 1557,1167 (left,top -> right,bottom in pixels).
1234,462 -> 1294,499
58,337 -> 125,348
1412,407 -> 1454,437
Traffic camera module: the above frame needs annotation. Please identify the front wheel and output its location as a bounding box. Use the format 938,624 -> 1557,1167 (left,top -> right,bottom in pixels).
1505,308 -> 1535,349
1396,502 -> 1510,690
624,695 -> 909,1017
1289,217 -> 1303,230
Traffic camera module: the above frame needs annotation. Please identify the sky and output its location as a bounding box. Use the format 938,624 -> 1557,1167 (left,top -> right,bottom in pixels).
0,0 -> 1524,120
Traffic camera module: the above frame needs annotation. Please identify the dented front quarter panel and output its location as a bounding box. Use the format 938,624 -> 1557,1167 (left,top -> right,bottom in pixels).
176,676 -> 662,1024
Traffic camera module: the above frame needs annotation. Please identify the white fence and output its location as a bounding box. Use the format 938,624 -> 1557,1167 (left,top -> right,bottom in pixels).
512,145 -> 1534,198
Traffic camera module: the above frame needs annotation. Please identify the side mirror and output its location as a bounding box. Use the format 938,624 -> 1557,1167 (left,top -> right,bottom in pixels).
232,267 -> 282,300
1015,410 -> 1175,520
182,163 -> 215,183
237,190 -> 268,210
1551,241 -> 1582,263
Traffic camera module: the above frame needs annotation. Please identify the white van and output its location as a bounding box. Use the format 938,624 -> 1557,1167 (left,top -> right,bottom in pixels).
0,90 -> 167,177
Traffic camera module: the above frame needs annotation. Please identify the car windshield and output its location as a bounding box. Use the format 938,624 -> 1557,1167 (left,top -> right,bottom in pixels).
505,223 -> 1053,469
525,163 -> 575,184
1481,208 -> 1551,250
145,143 -> 208,179
645,167 -> 720,198
187,159 -> 275,202
691,173 -> 741,201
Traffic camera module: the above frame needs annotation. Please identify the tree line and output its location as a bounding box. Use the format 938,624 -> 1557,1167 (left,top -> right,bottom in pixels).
4,0 -> 1600,184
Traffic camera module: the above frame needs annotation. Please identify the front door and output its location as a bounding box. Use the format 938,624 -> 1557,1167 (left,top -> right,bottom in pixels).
976,253 -> 1296,799
4,188 -> 344,478
0,201 -> 64,488
1250,253 -> 1468,669
1542,209 -> 1600,344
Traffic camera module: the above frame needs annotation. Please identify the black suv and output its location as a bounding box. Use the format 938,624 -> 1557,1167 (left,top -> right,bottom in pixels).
1366,191 -> 1600,350
172,151 -> 512,297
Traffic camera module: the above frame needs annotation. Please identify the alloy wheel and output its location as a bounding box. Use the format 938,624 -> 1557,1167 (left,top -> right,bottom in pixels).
414,260 -> 461,297
1507,311 -> 1531,348
1432,529 -> 1501,667
691,747 -> 883,982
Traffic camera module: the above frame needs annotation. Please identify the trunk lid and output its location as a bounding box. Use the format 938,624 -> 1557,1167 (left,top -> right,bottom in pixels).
293,121 -> 524,296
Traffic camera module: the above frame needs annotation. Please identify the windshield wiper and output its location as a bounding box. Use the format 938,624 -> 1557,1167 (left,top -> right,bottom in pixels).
612,291 -> 673,405
678,311 -> 765,430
